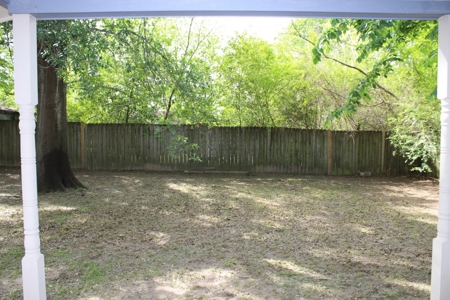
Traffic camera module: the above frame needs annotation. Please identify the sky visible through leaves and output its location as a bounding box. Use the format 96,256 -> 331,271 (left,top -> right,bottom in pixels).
206,17 -> 293,42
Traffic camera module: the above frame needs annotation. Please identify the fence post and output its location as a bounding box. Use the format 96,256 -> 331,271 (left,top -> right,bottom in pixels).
80,122 -> 85,168
381,131 -> 386,174
327,130 -> 332,175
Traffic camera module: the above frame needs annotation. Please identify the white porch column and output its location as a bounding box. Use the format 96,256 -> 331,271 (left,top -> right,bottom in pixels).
432,14 -> 450,300
13,14 -> 46,300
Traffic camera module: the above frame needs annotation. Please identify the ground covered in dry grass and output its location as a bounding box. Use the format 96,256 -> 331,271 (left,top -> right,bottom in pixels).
0,168 -> 439,299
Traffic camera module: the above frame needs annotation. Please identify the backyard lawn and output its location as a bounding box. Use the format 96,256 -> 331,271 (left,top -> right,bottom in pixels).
0,168 -> 438,299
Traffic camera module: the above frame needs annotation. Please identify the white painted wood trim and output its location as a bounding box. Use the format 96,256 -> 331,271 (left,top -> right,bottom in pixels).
431,14 -> 450,300
13,14 -> 46,300
0,5 -> 12,22
6,0 -> 450,20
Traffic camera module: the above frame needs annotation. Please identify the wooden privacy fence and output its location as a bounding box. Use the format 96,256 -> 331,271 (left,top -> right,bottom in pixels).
1,121 -> 409,175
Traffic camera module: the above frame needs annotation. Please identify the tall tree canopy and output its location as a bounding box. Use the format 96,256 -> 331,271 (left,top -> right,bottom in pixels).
303,19 -> 439,171
68,18 -> 219,125
0,17 -> 440,174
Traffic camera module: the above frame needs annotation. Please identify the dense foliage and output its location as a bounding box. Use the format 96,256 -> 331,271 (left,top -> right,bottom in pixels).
0,17 -> 439,172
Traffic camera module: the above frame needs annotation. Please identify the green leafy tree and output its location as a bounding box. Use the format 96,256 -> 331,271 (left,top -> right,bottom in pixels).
218,35 -> 304,127
2,19 -> 118,191
68,18 -> 219,125
315,20 -> 435,117
291,18 -> 439,171
285,19 -> 393,130
34,20 -> 113,191
0,22 -> 15,108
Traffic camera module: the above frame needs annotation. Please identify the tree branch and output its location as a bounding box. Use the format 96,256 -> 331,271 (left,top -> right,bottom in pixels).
292,29 -> 400,101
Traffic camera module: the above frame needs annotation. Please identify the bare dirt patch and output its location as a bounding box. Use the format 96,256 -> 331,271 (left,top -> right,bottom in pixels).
0,168 -> 438,299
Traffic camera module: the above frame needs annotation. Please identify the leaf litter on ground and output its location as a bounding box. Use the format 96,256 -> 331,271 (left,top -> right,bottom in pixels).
0,168 -> 438,299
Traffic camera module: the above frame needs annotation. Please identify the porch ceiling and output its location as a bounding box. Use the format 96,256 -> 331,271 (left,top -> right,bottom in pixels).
0,5 -> 10,22
4,0 -> 450,20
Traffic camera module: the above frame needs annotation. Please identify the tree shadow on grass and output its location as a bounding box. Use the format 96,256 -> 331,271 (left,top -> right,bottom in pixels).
0,170 -> 437,299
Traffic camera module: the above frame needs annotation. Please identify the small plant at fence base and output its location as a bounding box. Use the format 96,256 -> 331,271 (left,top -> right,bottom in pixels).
155,124 -> 202,162
167,134 -> 202,162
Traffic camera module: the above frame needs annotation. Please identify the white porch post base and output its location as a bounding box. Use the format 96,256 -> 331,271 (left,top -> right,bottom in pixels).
13,14 -> 46,300
22,254 -> 46,299
431,237 -> 450,299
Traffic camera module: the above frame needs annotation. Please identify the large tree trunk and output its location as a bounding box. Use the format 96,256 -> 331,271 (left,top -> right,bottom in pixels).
36,55 -> 85,192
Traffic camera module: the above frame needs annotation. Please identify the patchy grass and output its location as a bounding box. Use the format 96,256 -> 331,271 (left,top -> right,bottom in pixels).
0,168 -> 438,299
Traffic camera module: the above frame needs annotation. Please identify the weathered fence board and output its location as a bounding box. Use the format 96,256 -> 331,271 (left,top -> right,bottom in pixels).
0,121 -> 412,175
0,120 -> 20,166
